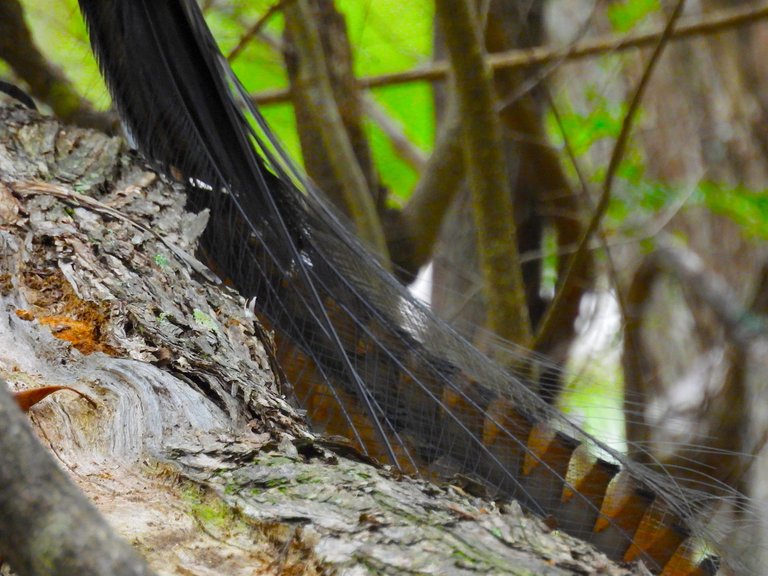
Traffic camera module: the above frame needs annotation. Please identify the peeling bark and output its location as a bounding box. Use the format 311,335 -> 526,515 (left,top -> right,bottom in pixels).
0,105 -> 637,575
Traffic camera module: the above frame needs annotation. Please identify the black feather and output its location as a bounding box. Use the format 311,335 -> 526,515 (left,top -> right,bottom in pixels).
77,2 -> 747,573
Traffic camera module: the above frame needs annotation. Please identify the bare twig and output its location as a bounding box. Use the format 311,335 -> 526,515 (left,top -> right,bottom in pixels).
252,1 -> 768,105
544,90 -> 629,339
227,0 -> 296,62
283,0 -> 388,260
362,96 -> 427,172
652,242 -> 768,345
390,105 -> 464,279
623,239 -> 761,484
534,0 -> 687,350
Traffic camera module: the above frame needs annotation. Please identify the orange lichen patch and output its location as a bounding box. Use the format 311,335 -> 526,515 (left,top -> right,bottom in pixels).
13,385 -> 97,412
16,310 -> 117,355
40,315 -> 106,354
562,446 -> 618,505
593,471 -> 653,535
14,309 -> 34,321
624,503 -> 687,568
15,269 -> 118,356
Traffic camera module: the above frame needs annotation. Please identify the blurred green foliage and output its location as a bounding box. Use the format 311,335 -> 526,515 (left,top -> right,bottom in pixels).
699,183 -> 768,240
20,0 -> 434,203
553,85 -> 768,243
607,0 -> 660,33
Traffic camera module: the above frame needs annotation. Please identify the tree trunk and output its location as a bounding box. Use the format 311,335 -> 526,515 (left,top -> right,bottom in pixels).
0,105 -> 636,576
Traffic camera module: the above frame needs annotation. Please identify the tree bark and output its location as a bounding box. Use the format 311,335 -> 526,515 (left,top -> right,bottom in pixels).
0,380 -> 154,576
0,104 -> 637,576
434,0 -> 532,347
282,0 -> 389,261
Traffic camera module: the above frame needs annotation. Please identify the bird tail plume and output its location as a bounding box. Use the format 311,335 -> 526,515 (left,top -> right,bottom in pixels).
78,1 -> 757,573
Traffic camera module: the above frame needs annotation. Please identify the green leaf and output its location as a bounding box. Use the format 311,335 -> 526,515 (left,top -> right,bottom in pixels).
700,182 -> 768,240
607,0 -> 661,33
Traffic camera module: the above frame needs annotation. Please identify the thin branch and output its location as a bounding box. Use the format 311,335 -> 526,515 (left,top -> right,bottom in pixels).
0,0 -> 116,132
390,105 -> 464,278
282,0 -> 389,260
252,1 -> 768,105
534,0 -> 687,350
544,89 -> 629,338
227,0 -> 296,62
622,252 -> 663,463
623,239 -> 761,484
653,242 -> 768,345
435,0 -> 531,346
362,96 -> 427,172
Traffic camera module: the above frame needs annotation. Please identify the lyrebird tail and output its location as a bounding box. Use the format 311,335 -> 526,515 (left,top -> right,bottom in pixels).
78,1 -> 748,573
